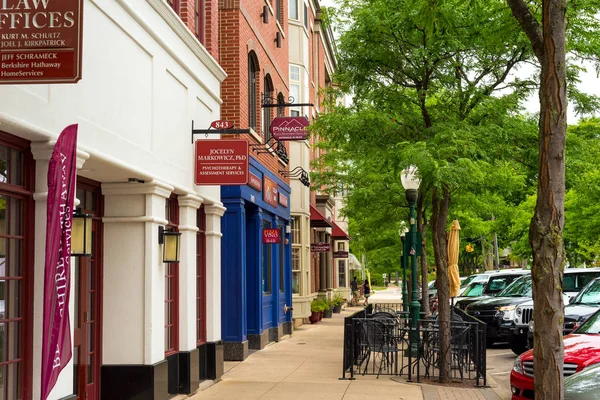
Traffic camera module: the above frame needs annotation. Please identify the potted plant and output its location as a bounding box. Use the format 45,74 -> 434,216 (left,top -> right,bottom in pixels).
323,299 -> 333,318
318,300 -> 325,320
309,299 -> 321,324
332,295 -> 344,313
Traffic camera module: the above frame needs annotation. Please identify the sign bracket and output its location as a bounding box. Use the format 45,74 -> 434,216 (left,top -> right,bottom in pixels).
278,166 -> 310,187
192,120 -> 251,143
261,93 -> 313,109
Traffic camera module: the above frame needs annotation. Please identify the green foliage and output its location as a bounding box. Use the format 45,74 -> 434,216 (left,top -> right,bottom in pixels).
313,0 -> 600,275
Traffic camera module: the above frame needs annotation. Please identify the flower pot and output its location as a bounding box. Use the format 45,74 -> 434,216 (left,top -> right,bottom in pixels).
318,311 -> 323,320
309,311 -> 320,324
333,304 -> 342,313
323,309 -> 333,318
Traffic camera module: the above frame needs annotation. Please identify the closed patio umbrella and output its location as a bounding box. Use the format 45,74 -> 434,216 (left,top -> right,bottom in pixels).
448,219 -> 461,298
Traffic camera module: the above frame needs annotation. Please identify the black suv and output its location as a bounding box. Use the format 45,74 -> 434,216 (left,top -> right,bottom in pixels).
464,274 -> 533,345
455,270 -> 530,311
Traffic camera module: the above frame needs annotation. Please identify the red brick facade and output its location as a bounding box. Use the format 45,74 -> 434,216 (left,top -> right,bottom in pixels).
218,0 -> 290,183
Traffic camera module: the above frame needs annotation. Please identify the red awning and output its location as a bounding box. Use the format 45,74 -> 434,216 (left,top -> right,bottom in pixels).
310,205 -> 333,228
331,220 -> 351,241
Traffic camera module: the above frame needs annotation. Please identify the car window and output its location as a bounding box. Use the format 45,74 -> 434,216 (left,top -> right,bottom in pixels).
563,275 -> 577,291
576,308 -> 600,334
574,279 -> 600,305
461,282 -> 484,297
461,275 -> 476,287
576,272 -> 600,290
485,275 -> 520,294
498,276 -> 532,297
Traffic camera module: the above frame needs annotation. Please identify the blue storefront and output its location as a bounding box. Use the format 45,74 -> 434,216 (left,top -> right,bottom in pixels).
221,156 -> 293,361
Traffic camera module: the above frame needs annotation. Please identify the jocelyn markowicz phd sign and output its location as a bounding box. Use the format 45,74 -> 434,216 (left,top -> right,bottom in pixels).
0,0 -> 83,84
195,139 -> 249,185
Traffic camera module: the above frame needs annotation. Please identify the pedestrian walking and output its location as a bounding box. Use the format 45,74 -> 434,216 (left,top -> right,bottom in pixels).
363,279 -> 371,306
350,277 -> 360,306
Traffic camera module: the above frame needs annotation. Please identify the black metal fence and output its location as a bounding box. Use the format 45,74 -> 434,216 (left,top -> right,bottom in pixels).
341,304 -> 487,386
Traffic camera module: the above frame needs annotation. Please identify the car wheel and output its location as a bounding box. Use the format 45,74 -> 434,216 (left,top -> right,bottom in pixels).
509,335 -> 528,355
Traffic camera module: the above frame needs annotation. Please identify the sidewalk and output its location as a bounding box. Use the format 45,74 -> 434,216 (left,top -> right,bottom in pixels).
189,305 -> 510,400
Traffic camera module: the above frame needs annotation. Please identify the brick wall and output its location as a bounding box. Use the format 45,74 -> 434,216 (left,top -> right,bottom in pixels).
219,0 -> 291,185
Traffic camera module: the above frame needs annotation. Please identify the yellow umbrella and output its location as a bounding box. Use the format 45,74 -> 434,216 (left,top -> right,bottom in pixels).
448,219 -> 461,298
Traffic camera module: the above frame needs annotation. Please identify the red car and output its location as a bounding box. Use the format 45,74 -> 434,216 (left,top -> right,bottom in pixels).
510,308 -> 600,399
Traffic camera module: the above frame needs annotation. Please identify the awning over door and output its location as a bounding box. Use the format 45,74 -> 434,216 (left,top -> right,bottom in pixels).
310,205 -> 333,228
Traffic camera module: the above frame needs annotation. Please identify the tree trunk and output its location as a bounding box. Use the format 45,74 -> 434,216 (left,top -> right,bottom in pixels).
431,185 -> 451,382
506,0 -> 567,398
418,193 -> 430,315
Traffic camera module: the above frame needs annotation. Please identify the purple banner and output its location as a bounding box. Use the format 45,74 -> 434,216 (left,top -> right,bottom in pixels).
41,125 -> 78,399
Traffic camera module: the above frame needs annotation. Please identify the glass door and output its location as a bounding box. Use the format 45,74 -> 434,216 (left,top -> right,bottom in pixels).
73,183 -> 102,400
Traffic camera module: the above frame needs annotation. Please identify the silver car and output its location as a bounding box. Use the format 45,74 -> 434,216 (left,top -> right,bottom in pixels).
565,362 -> 600,400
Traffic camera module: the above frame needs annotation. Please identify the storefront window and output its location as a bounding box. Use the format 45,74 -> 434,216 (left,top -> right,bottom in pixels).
291,216 -> 301,294
292,248 -> 300,294
262,220 -> 272,294
164,196 -> 179,356
0,137 -> 32,399
338,259 -> 346,287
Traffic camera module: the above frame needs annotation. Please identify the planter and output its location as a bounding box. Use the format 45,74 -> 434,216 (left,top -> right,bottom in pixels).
309,311 -> 320,324
318,311 -> 323,321
323,309 -> 333,318
333,304 -> 342,313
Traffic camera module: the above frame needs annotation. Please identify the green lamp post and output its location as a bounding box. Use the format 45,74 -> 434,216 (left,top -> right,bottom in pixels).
399,226 -> 409,313
401,165 -> 421,356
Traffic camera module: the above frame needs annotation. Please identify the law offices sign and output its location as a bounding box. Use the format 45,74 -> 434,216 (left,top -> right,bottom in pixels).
270,116 -> 310,141
0,0 -> 84,84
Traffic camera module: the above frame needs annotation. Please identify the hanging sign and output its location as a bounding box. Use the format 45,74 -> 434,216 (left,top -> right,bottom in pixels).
333,251 -> 349,259
248,173 -> 262,191
210,120 -> 233,129
195,139 -> 248,185
311,242 -> 331,252
0,0 -> 84,84
270,117 -> 310,141
278,193 -> 288,208
263,176 -> 278,207
262,228 -> 281,244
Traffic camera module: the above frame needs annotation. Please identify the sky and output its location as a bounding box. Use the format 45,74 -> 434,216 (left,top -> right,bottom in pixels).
317,0 -> 600,124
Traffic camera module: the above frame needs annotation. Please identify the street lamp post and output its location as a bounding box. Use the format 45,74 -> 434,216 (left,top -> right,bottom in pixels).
401,166 -> 421,356
399,227 -> 409,313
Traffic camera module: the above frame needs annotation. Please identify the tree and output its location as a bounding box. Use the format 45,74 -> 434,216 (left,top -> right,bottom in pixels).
505,1 -> 567,397
316,0 -> 538,382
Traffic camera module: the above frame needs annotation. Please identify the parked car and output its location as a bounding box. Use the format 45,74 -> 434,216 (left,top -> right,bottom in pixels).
511,308 -> 600,400
464,274 -> 533,346
564,362 -> 600,400
455,269 -> 531,311
525,274 -> 600,349
430,280 -> 487,314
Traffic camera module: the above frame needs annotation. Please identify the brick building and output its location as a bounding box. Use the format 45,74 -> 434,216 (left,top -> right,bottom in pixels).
217,0 -> 295,361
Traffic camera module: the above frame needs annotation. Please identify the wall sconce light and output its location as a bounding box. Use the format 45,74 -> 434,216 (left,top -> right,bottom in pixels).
72,207 -> 93,256
158,226 -> 182,263
261,5 -> 269,23
275,32 -> 282,48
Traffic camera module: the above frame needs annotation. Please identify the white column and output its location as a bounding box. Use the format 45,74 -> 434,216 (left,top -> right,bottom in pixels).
178,194 -> 203,351
204,204 -> 225,343
101,181 -> 173,366
31,141 -> 89,400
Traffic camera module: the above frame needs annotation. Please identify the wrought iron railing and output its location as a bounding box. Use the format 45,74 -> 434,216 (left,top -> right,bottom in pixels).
341,304 -> 487,386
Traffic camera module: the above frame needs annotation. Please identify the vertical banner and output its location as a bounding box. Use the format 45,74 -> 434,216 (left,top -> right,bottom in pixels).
41,125 -> 78,400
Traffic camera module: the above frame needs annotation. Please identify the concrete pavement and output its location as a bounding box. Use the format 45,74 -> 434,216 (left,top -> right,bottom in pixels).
189,287 -> 509,400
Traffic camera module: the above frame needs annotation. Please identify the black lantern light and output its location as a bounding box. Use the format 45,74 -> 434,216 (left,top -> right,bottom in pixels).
72,207 -> 93,256
158,226 -> 181,263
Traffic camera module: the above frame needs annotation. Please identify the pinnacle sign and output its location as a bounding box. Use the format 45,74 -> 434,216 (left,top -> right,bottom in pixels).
269,116 -> 310,141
